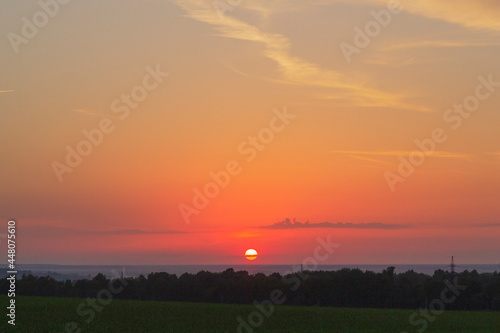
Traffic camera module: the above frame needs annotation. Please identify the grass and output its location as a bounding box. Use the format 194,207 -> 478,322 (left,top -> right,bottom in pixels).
0,295 -> 499,332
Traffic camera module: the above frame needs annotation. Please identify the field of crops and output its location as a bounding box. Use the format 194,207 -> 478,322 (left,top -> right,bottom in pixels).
0,295 -> 498,332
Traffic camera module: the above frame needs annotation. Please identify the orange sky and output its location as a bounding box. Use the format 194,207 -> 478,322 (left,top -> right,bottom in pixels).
1,0 -> 500,265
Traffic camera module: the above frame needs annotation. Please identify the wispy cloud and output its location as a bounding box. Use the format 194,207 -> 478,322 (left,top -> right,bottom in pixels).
171,0 -> 430,112
343,154 -> 397,170
83,229 -> 187,235
334,0 -> 500,32
0,90 -> 14,93
71,109 -> 113,117
25,226 -> 186,236
332,150 -> 500,167
477,223 -> 500,228
400,0 -> 500,32
259,218 -> 410,230
332,150 -> 472,159
381,40 -> 500,51
363,55 -> 420,68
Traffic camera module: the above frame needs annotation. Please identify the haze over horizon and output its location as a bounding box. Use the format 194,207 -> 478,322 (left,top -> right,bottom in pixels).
1,0 -> 500,266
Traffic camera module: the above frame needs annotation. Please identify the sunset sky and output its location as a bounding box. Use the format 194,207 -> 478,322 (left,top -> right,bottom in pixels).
1,0 -> 499,266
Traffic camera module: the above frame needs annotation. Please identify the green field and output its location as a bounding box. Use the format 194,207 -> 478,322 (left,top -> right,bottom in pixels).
0,296 -> 498,332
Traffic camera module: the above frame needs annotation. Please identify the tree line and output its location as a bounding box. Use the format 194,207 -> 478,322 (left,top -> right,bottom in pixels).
1,267 -> 500,310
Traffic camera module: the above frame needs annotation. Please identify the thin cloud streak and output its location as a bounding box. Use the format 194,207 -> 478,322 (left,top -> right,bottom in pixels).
402,0 -> 500,32
259,219 -> 411,230
71,109 -> 116,118
363,56 -> 420,68
332,150 -> 472,159
381,40 -> 500,51
477,223 -> 500,228
333,0 -> 500,32
83,229 -> 188,235
24,226 -> 187,236
346,154 -> 396,167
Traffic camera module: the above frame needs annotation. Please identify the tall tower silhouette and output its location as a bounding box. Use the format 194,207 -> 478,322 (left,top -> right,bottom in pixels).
450,256 -> 456,275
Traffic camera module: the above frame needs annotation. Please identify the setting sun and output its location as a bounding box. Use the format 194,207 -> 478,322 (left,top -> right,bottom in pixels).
245,249 -> 258,261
